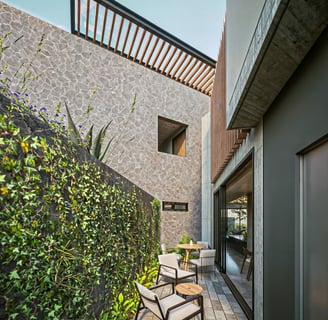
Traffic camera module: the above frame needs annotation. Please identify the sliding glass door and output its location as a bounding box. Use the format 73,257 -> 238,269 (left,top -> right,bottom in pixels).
214,156 -> 254,318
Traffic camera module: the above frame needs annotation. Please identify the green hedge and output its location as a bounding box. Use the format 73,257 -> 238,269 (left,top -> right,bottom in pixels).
0,101 -> 161,319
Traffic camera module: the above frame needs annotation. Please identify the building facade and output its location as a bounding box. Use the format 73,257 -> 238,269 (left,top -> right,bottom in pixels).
0,1 -> 211,247
210,0 -> 328,319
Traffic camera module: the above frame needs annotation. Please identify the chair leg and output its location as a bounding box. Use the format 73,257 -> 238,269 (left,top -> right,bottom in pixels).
134,301 -> 142,319
240,252 -> 247,273
247,256 -> 254,281
199,295 -> 204,320
155,272 -> 160,284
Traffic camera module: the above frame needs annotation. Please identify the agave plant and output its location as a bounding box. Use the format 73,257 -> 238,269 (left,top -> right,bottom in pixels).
65,102 -> 113,161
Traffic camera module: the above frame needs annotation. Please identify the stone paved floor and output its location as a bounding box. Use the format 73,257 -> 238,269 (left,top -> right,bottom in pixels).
135,269 -> 248,320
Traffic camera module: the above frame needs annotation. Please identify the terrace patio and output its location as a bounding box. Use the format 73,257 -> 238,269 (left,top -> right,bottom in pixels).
135,268 -> 247,320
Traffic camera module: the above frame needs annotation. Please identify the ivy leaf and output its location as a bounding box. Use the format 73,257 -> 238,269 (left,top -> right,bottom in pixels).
10,270 -> 20,280
0,174 -> 5,182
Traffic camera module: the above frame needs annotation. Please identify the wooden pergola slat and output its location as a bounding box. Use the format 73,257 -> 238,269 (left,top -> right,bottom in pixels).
93,3 -> 99,43
127,25 -> 139,59
107,12 -> 116,48
71,0 -> 217,96
145,36 -> 159,67
189,63 -> 207,86
166,50 -> 183,76
114,16 -> 124,53
139,33 -> 153,64
184,61 -> 203,85
100,7 -> 108,46
175,55 -> 193,80
161,47 -> 177,74
150,40 -> 165,69
121,21 -> 132,55
85,0 -> 91,40
133,29 -> 146,62
156,44 -> 171,72
171,52 -> 188,79
180,58 -> 198,83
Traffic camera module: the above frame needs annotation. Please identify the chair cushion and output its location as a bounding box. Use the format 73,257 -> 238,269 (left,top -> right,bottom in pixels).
160,294 -> 200,320
158,253 -> 179,269
160,268 -> 195,280
190,249 -> 216,267
189,258 -> 201,266
135,282 -> 162,318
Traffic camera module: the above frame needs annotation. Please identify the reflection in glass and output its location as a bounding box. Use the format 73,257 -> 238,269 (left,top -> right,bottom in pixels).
225,160 -> 253,310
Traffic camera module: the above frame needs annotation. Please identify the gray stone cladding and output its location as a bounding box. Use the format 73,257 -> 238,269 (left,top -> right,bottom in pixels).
0,2 -> 210,247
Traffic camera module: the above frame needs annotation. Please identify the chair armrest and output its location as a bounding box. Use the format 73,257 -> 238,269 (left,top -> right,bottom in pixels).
158,264 -> 179,277
159,263 -> 178,272
149,282 -> 174,293
166,294 -> 203,314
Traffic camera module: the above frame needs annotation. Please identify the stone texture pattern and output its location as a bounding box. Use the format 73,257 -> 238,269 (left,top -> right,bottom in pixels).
0,2 -> 210,246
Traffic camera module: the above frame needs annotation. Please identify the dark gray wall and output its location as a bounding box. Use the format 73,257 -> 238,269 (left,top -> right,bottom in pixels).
263,28 -> 328,319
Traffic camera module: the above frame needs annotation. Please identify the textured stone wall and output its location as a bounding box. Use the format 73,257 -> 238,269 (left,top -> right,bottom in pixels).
0,2 -> 210,246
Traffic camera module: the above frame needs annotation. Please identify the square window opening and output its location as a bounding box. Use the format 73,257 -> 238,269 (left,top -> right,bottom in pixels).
158,116 -> 187,157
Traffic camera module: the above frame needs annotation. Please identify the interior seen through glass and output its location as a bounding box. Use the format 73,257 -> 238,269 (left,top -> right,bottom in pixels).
225,160 -> 253,310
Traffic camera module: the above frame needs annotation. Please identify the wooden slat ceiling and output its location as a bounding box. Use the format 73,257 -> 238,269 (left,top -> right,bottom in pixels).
70,0 -> 217,96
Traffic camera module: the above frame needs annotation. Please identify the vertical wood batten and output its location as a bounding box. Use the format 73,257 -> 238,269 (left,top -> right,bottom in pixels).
211,26 -> 249,182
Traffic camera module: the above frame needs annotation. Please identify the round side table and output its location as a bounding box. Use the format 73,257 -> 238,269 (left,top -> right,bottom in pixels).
175,283 -> 203,298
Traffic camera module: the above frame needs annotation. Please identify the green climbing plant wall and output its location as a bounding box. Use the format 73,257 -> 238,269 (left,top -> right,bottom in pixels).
0,99 -> 161,320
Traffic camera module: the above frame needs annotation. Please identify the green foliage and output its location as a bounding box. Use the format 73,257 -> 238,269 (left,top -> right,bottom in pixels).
0,104 -> 161,319
179,234 -> 196,244
0,31 -> 160,319
64,102 -> 113,162
0,32 -> 136,164
177,234 -> 196,258
110,262 -> 158,320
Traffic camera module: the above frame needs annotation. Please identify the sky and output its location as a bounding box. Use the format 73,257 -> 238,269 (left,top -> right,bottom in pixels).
1,0 -> 225,60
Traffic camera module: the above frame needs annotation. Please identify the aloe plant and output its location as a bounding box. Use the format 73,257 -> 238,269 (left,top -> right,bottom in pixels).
65,101 -> 113,161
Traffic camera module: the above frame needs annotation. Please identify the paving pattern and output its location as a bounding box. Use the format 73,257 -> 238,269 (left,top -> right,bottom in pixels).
135,269 -> 248,320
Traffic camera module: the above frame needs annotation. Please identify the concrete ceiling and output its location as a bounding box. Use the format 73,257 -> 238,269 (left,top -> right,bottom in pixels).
226,161 -> 253,203
228,0 -> 328,129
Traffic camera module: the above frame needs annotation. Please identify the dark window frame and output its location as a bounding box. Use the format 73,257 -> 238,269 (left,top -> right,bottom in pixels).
162,201 -> 188,212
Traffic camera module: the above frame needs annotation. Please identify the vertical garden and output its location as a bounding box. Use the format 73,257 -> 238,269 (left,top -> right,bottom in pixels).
0,32 -> 161,320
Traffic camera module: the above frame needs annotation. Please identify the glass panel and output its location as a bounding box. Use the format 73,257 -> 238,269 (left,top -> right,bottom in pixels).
225,159 -> 253,309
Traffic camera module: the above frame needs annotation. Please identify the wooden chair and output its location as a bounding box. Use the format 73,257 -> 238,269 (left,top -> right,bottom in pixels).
135,282 -> 204,320
240,247 -> 253,280
190,241 -> 209,257
190,249 -> 216,278
156,253 -> 198,285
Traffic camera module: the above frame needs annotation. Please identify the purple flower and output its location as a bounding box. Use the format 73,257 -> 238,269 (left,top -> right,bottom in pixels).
40,107 -> 47,111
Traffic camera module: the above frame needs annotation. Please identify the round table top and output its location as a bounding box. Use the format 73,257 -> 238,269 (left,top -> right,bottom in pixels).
175,283 -> 203,296
177,243 -> 205,250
